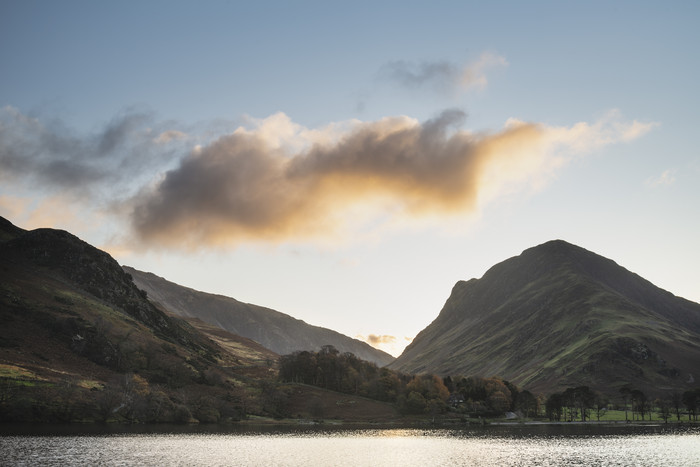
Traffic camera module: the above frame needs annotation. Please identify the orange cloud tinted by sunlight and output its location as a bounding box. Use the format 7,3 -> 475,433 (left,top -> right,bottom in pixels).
356,334 -> 413,357
366,334 -> 397,345
128,110 -> 655,250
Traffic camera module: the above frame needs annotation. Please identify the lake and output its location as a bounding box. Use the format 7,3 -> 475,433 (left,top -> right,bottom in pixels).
1,423 -> 699,466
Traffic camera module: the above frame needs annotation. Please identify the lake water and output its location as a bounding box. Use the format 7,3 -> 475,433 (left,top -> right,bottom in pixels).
1,424 -> 699,466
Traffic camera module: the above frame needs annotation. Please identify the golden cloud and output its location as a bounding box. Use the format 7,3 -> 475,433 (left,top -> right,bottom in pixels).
366,334 -> 397,345
128,110 -> 656,249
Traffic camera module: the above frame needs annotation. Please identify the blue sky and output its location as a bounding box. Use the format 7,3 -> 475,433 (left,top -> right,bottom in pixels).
1,1 -> 698,356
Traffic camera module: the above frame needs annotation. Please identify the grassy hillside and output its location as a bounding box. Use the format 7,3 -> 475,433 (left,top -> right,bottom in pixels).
124,267 -> 395,367
389,240 -> 700,394
0,217 -> 281,423
0,216 -> 402,424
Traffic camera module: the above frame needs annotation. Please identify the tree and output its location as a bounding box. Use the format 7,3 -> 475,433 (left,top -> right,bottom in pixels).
655,397 -> 671,423
593,392 -> 608,421
484,377 -> 512,414
373,368 -> 402,402
118,373 -> 150,422
516,390 -> 538,418
682,389 -> 700,421
559,386 -> 596,421
317,345 -> 340,390
619,386 -> 632,422
456,377 -> 488,406
95,385 -> 122,422
575,386 -> 594,422
404,391 -> 427,414
671,392 -> 683,422
488,390 -> 511,414
405,375 -> 449,405
503,380 -> 520,412
427,397 -> 447,420
545,393 -> 563,421
631,389 -> 648,421
443,376 -> 455,393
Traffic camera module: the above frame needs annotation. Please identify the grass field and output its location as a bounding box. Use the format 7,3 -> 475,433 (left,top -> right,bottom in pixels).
541,409 -> 697,423
591,409 -> 695,423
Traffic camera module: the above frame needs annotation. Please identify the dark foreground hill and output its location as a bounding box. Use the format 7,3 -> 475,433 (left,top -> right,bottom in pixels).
388,240 -> 700,394
123,267 -> 395,367
0,216 -> 398,423
0,216 -> 275,422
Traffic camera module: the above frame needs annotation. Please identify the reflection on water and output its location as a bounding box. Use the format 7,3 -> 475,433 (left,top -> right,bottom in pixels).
1,424 -> 699,466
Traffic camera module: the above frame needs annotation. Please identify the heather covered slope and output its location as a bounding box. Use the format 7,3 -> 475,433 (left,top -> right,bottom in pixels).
389,240 -> 700,394
124,267 -> 395,367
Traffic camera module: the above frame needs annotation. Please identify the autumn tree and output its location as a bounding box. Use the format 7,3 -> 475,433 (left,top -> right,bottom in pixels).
400,374 -> 449,415
484,377 -> 512,414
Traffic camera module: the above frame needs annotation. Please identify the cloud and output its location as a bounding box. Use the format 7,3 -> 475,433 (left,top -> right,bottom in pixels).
154,130 -> 187,144
364,334 -> 397,345
0,106 -> 182,199
382,60 -> 457,90
1,106 -> 657,250
127,109 -> 655,249
459,52 -> 509,90
645,169 -> 676,187
381,52 -> 508,93
356,333 -> 413,357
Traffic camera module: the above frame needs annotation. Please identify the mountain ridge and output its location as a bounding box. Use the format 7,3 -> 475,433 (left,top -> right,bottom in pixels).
1,221 -> 186,343
123,266 -> 395,367
389,239 -> 700,393
0,215 -> 278,422
0,215 -> 398,423
4,211 -> 697,405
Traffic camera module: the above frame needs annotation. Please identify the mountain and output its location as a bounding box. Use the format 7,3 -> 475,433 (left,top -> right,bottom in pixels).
123,267 -> 395,367
0,216 -> 402,424
0,216 -> 277,422
388,240 -> 700,394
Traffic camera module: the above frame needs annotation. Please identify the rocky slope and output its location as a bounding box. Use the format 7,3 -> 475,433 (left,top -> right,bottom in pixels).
388,240 -> 700,394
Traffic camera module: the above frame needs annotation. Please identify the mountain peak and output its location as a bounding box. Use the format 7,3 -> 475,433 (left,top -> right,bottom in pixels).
526,239 -> 587,258
390,240 -> 700,393
524,239 -> 605,265
0,216 -> 26,242
0,217 -> 188,340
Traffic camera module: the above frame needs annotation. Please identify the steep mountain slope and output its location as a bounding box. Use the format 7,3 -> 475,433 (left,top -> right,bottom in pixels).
124,267 -> 395,367
389,240 -> 700,394
0,216 -> 276,422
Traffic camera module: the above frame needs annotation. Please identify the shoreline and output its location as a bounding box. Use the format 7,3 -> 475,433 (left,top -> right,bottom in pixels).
1,418 -> 697,436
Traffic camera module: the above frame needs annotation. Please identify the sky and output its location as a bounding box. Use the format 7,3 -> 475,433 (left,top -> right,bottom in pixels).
1,1 -> 699,357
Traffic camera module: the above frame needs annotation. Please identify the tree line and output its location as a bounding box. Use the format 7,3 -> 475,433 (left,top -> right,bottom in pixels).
280,346 -> 700,421
544,386 -> 700,422
278,346 -> 536,416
